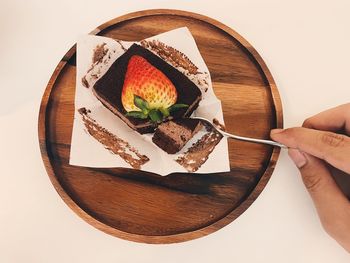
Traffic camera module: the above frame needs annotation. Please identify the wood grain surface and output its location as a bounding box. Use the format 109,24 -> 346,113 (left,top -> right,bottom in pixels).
38,9 -> 283,243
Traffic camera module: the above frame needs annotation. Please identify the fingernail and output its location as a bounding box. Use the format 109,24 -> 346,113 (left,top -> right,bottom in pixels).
271,128 -> 284,135
288,149 -> 307,168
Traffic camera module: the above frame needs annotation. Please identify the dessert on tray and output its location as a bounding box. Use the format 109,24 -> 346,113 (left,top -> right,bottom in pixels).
93,44 -> 202,134
70,28 -> 230,175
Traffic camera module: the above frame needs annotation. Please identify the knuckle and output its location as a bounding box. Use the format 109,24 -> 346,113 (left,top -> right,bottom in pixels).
284,127 -> 298,137
319,132 -> 347,148
301,171 -> 323,193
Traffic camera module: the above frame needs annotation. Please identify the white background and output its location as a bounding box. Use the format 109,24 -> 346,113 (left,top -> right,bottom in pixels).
0,0 -> 349,262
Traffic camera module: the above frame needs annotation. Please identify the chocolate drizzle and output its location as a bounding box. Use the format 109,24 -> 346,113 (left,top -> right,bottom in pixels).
176,127 -> 223,172
78,107 -> 149,169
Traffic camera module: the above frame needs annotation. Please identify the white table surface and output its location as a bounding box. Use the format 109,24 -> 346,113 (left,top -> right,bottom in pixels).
1,0 -> 349,262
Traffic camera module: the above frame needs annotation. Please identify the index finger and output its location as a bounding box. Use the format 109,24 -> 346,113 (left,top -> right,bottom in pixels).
303,103 -> 350,134
271,127 -> 350,174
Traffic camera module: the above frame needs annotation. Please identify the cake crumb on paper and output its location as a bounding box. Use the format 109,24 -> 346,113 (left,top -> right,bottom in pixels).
78,107 -> 149,169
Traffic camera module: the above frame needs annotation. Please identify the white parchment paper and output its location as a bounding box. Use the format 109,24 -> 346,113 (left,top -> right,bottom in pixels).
69,27 -> 230,175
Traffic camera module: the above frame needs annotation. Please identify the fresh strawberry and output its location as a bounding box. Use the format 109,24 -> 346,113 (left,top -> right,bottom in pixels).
121,55 -> 188,122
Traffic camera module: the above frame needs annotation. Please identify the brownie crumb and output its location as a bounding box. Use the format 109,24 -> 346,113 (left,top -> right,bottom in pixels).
78,107 -> 91,115
81,76 -> 89,88
92,43 -> 108,64
213,118 -> 226,131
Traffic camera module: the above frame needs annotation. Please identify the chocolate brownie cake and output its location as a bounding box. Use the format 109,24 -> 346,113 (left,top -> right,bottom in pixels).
93,44 -> 202,134
152,118 -> 202,154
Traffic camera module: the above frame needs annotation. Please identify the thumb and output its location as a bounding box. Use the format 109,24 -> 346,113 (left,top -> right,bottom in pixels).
288,149 -> 350,247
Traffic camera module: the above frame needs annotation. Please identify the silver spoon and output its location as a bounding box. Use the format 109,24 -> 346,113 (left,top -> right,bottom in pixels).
193,117 -> 287,149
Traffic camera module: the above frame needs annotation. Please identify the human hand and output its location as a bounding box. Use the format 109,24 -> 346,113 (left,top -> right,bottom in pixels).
270,103 -> 350,253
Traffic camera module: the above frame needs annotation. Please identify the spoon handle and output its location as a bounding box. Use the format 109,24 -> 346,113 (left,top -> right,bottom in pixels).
191,117 -> 287,148
221,130 -> 287,148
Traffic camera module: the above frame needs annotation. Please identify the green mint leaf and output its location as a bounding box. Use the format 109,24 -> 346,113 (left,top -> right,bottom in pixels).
134,95 -> 149,112
148,109 -> 163,122
126,111 -> 148,119
159,107 -> 170,118
168,104 -> 189,114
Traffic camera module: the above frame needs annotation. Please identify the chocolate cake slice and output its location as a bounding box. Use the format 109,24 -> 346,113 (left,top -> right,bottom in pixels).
93,44 -> 202,134
152,118 -> 202,154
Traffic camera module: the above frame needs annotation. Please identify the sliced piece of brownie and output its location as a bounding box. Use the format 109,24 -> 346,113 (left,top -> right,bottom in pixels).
152,118 -> 202,154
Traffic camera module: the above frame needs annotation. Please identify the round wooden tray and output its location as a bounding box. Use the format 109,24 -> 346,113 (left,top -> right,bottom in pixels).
38,9 -> 283,243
